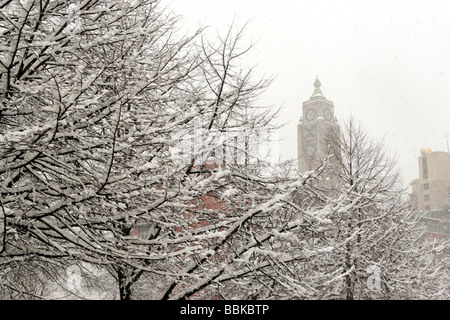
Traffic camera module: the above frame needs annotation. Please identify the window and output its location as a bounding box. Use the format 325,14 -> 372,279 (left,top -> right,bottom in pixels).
303,125 -> 316,142
422,157 -> 428,179
425,205 -> 430,211
423,183 -> 429,190
424,194 -> 430,201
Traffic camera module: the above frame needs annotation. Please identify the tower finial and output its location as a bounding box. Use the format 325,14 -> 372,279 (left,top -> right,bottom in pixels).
311,76 -> 325,98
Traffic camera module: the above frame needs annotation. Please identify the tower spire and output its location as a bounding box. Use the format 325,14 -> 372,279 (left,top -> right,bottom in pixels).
311,76 -> 325,98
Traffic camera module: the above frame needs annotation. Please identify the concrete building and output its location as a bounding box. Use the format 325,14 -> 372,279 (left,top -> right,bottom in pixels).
410,148 -> 450,239
297,77 -> 340,173
410,148 -> 450,212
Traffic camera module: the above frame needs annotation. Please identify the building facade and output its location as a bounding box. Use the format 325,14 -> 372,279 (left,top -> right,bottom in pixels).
410,148 -> 450,212
411,148 -> 450,238
297,77 -> 340,173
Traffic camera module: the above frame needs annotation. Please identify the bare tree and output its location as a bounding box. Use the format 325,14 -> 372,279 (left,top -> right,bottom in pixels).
298,117 -> 449,299
1,0 -> 335,300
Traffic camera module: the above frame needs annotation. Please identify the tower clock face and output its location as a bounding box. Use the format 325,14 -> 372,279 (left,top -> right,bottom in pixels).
324,108 -> 333,121
305,109 -> 316,121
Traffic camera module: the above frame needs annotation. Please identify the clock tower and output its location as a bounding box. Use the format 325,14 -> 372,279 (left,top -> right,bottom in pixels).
297,77 -> 340,173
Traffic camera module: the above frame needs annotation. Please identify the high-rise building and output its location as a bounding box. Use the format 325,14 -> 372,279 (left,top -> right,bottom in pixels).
410,148 -> 450,212
297,77 -> 340,173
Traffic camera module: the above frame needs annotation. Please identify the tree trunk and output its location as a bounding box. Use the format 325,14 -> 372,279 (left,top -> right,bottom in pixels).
118,269 -> 132,300
345,251 -> 354,300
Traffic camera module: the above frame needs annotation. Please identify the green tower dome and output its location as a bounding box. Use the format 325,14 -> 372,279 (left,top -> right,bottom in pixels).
311,76 -> 325,98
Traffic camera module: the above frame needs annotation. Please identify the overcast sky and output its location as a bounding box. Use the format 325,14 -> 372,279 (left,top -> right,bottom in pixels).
164,0 -> 450,189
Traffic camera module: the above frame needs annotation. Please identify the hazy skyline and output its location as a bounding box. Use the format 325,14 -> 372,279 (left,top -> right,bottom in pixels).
165,0 -> 450,189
